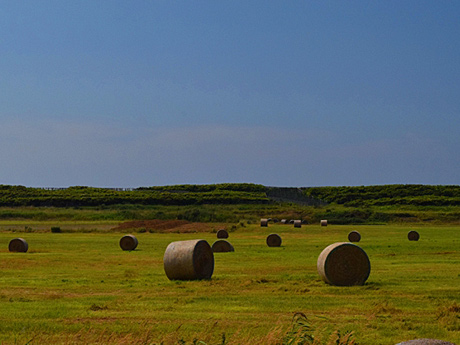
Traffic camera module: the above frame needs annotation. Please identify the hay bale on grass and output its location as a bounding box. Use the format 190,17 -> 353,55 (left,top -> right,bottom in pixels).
212,240 -> 234,253
163,239 -> 214,280
216,229 -> 229,239
260,218 -> 268,227
280,219 -> 287,224
293,220 -> 302,228
348,231 -> 361,242
396,339 -> 456,345
266,233 -> 282,247
317,242 -> 370,286
408,230 -> 420,241
321,220 -> 328,226
119,235 -> 138,251
9,238 -> 28,253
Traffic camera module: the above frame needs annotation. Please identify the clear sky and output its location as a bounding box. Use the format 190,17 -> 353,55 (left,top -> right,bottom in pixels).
1,1 -> 459,188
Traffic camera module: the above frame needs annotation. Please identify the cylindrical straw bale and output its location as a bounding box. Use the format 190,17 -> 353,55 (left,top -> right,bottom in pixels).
260,218 -> 268,227
408,230 -> 420,241
119,235 -> 138,251
216,229 -> 229,239
9,238 -> 28,253
396,339 -> 456,345
280,219 -> 287,224
317,242 -> 370,286
348,231 -> 361,242
266,233 -> 282,247
163,239 -> 214,280
293,220 -> 302,228
212,240 -> 234,253
321,220 -> 328,226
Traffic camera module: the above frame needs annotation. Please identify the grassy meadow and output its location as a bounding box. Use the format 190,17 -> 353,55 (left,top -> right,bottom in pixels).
0,222 -> 458,344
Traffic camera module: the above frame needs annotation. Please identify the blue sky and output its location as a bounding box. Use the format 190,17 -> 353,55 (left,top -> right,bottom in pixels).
1,1 -> 459,187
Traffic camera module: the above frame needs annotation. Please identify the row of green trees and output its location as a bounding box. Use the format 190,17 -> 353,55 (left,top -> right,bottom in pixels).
303,184 -> 460,206
0,184 -> 269,207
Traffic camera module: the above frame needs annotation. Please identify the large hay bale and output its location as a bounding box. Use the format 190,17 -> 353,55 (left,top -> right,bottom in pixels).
317,242 -> 370,286
321,220 -> 328,226
163,239 -> 214,280
8,238 -> 28,253
212,240 -> 234,253
396,339 -> 456,345
260,218 -> 268,227
119,235 -> 138,251
216,229 -> 229,239
293,220 -> 302,228
348,231 -> 361,242
266,233 -> 282,247
408,230 -> 420,241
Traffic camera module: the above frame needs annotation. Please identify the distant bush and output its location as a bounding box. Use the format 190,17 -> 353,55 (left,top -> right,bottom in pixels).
304,184 -> 460,207
0,184 -> 269,207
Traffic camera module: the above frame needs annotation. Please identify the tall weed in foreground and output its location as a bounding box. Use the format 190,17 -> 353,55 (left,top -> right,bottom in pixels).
282,313 -> 356,345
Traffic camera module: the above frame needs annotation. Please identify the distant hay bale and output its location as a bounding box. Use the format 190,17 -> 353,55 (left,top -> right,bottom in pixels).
321,220 -> 328,226
212,240 -> 234,253
289,220 -> 294,224
119,235 -> 138,251
396,339 -> 456,345
163,239 -> 214,280
293,220 -> 302,228
408,230 -> 420,241
216,229 -> 229,239
260,218 -> 268,227
9,238 -> 28,253
280,219 -> 287,224
273,218 -> 279,223
266,233 -> 282,247
317,242 -> 371,286
348,231 -> 361,242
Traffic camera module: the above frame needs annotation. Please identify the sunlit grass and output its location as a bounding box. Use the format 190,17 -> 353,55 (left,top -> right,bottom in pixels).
0,224 -> 458,344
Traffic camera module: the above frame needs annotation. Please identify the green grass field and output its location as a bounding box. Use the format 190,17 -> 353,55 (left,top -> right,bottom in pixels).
0,223 -> 458,344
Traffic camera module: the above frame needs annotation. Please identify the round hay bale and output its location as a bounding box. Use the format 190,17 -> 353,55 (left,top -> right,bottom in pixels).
119,235 -> 138,251
212,240 -> 234,253
396,339 -> 456,345
163,239 -> 214,280
321,220 -> 328,226
289,219 -> 294,224
260,218 -> 268,227
9,238 -> 28,253
317,242 -> 370,286
266,233 -> 282,247
280,219 -> 287,224
293,220 -> 302,228
408,230 -> 420,241
273,218 -> 279,223
348,231 -> 361,242
216,229 -> 229,239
